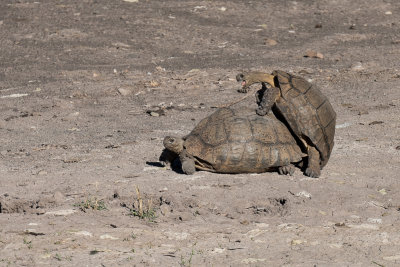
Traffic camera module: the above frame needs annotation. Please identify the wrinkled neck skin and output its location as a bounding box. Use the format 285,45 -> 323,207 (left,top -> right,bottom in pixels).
163,136 -> 184,154
245,72 -> 276,88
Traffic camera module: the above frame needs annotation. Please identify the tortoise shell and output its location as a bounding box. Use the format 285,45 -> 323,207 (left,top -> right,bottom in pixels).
183,108 -> 303,173
272,70 -> 336,168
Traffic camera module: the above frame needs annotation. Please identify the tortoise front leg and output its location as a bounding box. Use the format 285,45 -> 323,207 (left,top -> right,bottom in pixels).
304,146 -> 321,178
179,150 -> 196,175
256,86 -> 280,116
278,164 -> 296,176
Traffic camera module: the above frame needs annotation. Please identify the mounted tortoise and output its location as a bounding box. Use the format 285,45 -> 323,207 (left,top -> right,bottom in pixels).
236,70 -> 336,177
162,107 -> 305,175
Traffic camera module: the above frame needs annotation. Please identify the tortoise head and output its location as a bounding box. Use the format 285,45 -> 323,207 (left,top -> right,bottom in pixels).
236,73 -> 248,89
236,71 -> 277,90
163,136 -> 184,154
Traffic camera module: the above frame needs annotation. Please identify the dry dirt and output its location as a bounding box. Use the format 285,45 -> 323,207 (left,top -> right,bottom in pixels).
1,0 -> 400,266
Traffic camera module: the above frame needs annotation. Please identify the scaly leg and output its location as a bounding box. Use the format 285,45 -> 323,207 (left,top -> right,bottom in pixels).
304,146 -> 321,178
179,150 -> 196,175
278,164 -> 296,176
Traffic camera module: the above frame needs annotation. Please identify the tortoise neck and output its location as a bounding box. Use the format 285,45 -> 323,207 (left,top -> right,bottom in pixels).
248,72 -> 276,87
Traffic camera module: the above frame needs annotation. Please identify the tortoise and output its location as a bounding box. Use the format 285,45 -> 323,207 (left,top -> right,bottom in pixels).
162,107 -> 304,175
236,70 -> 336,177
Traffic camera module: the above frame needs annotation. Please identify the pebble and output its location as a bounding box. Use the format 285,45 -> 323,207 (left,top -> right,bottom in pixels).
74,231 -> 93,237
351,62 -> 365,71
295,191 -> 312,198
118,87 -> 132,96
383,255 -> 400,261
336,122 -> 352,129
37,170 -> 47,175
304,50 -> 324,59
347,223 -> 379,230
100,234 -> 119,240
1,93 -> 29,99
241,258 -> 267,264
150,112 -> 159,117
367,218 -> 382,224
165,231 -> 189,240
264,39 -> 277,46
45,209 -> 76,216
160,204 -> 171,216
378,188 -> 387,195
211,248 -> 226,254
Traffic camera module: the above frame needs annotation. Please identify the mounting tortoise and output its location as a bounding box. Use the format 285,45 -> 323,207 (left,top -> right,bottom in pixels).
162,107 -> 305,175
236,70 -> 336,178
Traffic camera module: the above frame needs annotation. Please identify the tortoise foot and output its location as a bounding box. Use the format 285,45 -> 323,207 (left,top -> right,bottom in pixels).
304,167 -> 321,178
278,165 -> 295,176
181,159 -> 196,175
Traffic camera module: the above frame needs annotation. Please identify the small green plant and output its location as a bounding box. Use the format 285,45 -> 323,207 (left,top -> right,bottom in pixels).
179,248 -> 195,267
74,196 -> 107,212
23,238 -> 32,249
54,253 -> 62,261
130,185 -> 157,222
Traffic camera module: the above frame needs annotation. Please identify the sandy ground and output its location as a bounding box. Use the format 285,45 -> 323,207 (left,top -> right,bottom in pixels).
1,0 -> 400,266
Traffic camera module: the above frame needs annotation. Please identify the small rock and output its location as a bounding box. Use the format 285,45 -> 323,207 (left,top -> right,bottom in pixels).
160,204 -> 171,216
349,24 -> 356,30
241,258 -> 267,264
100,234 -> 119,240
118,87 -> 132,96
336,122 -> 352,129
385,11 -> 392,15
378,188 -> 387,195
291,239 -> 306,245
74,231 -> 93,237
211,248 -> 226,254
315,23 -> 322,28
369,121 -> 384,125
357,110 -> 369,115
351,62 -> 365,71
348,223 -> 379,230
165,231 -> 189,240
150,111 -> 159,117
295,191 -> 312,198
264,39 -> 277,46
1,93 -> 29,99
45,209 -> 76,216
37,170 -> 48,176
396,145 -> 400,150
246,229 -> 269,238
367,218 -> 382,224
383,255 -> 400,261
304,50 -> 324,59
146,109 -> 165,117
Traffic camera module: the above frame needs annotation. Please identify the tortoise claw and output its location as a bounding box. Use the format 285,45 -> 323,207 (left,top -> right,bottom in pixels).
305,167 -> 320,178
278,165 -> 295,176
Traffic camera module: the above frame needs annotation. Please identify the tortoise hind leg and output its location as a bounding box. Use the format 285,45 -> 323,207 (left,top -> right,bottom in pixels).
278,164 -> 296,176
179,150 -> 196,175
304,146 -> 321,178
